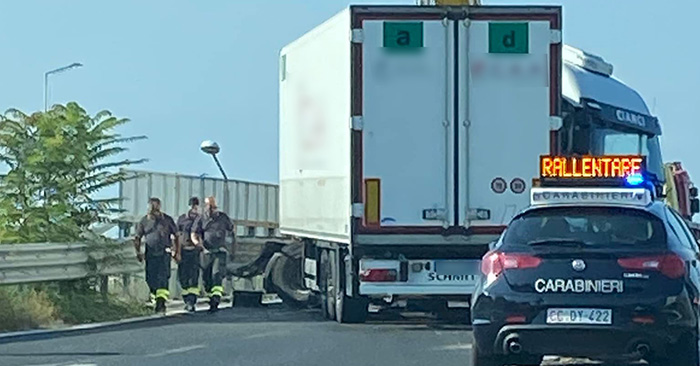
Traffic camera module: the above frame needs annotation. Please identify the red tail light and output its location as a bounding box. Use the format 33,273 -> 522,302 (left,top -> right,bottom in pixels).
506,315 -> 527,324
617,254 -> 686,279
481,252 -> 542,277
481,252 -> 504,277
359,268 -> 397,282
632,315 -> 655,324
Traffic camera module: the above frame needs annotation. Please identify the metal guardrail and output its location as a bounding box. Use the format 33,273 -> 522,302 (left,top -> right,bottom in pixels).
0,242 -> 140,285
0,236 -> 282,286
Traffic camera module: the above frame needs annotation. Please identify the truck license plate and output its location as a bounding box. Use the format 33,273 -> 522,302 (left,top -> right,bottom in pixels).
546,308 -> 612,325
435,260 -> 477,276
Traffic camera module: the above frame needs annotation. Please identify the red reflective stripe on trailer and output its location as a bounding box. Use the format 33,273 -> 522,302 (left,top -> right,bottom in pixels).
356,225 -> 506,235
468,226 -> 508,235
468,12 -> 560,27
549,130 -> 558,155
351,12 -> 363,231
550,42 -> 562,117
354,13 -> 445,21
357,226 -> 445,235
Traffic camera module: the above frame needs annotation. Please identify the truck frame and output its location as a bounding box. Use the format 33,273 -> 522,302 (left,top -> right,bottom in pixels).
279,5 -> 562,323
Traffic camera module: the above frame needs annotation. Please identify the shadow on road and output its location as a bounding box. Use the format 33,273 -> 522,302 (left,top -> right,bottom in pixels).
0,351 -> 122,356
366,309 -> 472,332
0,303 -> 477,346
0,304 -> 322,345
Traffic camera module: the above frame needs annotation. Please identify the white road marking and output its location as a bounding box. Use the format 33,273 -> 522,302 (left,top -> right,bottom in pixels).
243,330 -> 289,339
434,343 -> 472,351
27,362 -> 98,366
145,344 -> 206,357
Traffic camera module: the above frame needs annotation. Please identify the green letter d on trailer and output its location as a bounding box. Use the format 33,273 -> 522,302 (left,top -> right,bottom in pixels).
489,22 -> 529,54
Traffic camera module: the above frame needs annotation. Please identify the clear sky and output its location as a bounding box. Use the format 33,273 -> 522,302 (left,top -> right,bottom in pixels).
0,0 -> 697,185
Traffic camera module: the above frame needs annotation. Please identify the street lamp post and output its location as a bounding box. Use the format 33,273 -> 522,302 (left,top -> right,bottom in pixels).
200,140 -> 230,214
201,140 -> 253,300
44,62 -> 83,111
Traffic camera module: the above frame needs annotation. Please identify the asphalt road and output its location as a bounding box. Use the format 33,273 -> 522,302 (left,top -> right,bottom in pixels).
0,306 -> 628,366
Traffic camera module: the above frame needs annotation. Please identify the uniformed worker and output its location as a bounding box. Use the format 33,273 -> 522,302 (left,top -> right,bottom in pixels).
177,197 -> 201,312
191,196 -> 234,313
134,197 -> 179,313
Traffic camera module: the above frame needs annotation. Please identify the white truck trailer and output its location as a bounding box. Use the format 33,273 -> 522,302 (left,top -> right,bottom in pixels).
279,5 -> 562,323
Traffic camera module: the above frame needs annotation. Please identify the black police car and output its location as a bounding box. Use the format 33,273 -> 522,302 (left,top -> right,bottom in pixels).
471,187 -> 700,366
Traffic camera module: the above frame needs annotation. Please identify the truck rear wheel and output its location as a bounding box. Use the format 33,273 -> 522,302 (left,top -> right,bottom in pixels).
330,250 -> 368,324
319,250 -> 335,320
335,285 -> 369,324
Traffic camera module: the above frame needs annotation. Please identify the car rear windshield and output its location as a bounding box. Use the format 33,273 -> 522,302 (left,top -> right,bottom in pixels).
502,207 -> 666,248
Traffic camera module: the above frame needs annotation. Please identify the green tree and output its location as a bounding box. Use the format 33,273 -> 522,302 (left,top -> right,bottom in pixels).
0,103 -> 150,332
0,102 -> 146,243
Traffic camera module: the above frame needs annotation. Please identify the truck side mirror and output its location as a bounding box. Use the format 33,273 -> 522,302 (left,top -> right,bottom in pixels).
691,187 -> 699,198
691,198 -> 700,214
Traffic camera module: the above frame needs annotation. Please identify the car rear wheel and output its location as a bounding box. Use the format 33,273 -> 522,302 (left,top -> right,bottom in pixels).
648,332 -> 699,366
471,347 -> 542,366
471,346 -> 503,366
509,355 -> 543,365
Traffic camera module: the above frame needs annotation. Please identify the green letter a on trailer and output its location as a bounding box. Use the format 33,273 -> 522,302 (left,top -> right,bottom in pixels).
383,22 -> 423,51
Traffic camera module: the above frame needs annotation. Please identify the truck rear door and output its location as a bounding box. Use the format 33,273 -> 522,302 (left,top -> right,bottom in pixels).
360,12 -> 454,229
460,13 -> 561,228
354,7 -> 561,234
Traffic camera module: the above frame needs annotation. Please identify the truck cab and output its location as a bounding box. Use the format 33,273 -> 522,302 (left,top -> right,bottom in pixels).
557,45 -> 664,182
557,45 -> 699,223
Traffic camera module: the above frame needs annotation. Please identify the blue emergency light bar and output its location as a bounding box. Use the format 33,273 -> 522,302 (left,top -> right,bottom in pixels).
625,173 -> 645,186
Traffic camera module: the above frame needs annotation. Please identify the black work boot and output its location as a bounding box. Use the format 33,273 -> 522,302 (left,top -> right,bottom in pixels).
155,298 -> 166,314
184,294 -> 196,313
208,295 -> 220,313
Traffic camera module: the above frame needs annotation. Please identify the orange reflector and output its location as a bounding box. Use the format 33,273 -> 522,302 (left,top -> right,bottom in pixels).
506,315 -> 527,324
365,179 -> 381,226
632,316 -> 655,324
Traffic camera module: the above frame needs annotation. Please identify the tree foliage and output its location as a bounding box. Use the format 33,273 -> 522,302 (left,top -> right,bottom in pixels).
0,102 -> 146,243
